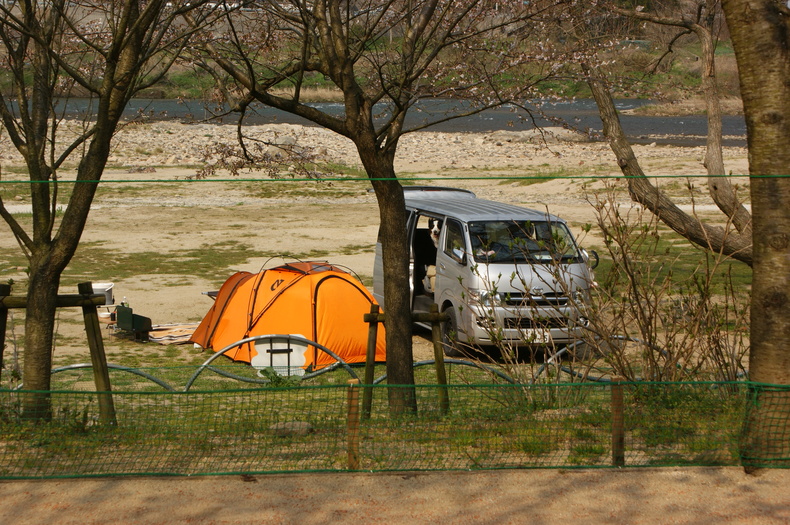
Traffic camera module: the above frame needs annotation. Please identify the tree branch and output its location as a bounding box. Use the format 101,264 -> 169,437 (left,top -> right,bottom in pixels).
585,65 -> 752,265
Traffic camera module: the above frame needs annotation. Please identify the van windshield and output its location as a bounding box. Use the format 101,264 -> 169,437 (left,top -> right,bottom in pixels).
468,220 -> 581,263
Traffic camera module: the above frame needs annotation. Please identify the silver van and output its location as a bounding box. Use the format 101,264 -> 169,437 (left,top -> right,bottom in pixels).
373,187 -> 597,355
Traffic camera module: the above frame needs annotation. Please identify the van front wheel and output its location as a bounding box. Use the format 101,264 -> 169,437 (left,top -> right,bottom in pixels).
441,307 -> 464,357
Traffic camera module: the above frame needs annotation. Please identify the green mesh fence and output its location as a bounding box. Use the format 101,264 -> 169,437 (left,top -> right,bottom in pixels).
0,380 -> 787,479
740,383 -> 790,469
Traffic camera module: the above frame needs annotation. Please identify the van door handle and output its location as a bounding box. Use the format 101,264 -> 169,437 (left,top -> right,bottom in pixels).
439,263 -> 446,271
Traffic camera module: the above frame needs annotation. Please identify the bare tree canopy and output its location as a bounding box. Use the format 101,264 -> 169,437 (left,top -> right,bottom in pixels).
184,0 -> 572,135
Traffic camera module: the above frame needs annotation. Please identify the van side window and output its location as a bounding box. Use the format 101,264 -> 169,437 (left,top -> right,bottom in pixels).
443,220 -> 466,264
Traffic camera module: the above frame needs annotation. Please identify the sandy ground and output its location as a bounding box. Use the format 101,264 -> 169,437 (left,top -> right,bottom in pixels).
1,468 -> 788,524
0,121 -> 752,354
1,122 -> 772,523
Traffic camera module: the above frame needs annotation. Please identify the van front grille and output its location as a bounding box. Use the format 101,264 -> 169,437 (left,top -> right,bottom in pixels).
503,317 -> 570,330
503,292 -> 569,307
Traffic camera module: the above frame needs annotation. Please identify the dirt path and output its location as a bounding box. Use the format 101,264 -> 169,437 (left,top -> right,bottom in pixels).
1,468 -> 788,524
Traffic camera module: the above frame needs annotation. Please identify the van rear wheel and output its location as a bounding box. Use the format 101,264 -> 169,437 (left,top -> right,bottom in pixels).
441,307 -> 464,357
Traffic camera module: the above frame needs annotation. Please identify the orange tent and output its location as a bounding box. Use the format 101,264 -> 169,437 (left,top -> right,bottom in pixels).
190,262 -> 386,370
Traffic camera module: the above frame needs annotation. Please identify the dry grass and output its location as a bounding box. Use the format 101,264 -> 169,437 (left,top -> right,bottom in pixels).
269,86 -> 345,102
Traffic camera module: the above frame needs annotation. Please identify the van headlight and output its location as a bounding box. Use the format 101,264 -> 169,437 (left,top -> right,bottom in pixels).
469,289 -> 504,307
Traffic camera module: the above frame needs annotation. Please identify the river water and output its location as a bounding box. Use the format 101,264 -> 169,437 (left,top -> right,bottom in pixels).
79,98 -> 746,147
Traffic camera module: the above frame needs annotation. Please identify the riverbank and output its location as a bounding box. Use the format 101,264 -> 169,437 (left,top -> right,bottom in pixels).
0,119 -> 749,178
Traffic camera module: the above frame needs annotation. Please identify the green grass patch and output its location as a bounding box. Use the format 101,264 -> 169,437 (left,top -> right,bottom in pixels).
592,226 -> 752,297
243,179 -> 364,200
94,181 -> 183,199
568,442 -> 607,465
519,427 -> 560,455
61,240 -> 263,287
497,165 -> 598,186
0,374 -> 749,476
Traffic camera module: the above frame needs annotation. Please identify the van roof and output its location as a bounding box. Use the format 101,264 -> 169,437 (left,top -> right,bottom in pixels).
402,186 -> 477,198
405,192 -> 564,223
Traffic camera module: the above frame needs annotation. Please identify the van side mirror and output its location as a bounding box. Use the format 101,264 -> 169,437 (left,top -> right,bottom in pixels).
450,247 -> 467,265
584,249 -> 599,269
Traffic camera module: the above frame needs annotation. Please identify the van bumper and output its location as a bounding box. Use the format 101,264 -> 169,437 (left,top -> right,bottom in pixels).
460,305 -> 588,347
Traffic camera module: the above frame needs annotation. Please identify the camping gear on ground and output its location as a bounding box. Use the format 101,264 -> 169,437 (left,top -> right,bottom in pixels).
189,261 -> 386,371
147,323 -> 201,345
91,282 -> 114,305
116,305 -> 152,340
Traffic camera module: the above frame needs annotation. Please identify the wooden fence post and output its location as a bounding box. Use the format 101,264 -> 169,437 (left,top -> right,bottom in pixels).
347,378 -> 361,470
611,377 -> 625,467
0,284 -> 9,385
78,282 -> 117,426
430,304 -> 450,415
362,304 -> 380,420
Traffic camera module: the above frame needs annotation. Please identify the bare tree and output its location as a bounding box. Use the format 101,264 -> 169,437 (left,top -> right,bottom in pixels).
185,0 -> 567,413
579,0 -> 788,469
0,0 -> 197,418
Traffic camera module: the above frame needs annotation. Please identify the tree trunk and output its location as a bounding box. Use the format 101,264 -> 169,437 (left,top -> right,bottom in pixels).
367,163 -> 417,415
741,175 -> 790,469
21,254 -> 61,420
721,0 -> 790,470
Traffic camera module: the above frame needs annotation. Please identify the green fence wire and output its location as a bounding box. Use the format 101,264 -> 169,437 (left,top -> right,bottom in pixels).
740,383 -> 790,469
1,380 -> 786,479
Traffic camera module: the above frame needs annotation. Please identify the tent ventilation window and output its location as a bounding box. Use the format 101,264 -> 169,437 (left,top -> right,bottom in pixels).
251,335 -> 308,377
